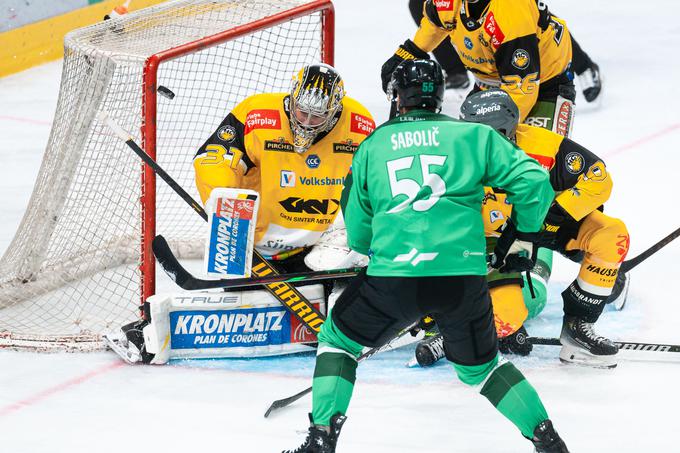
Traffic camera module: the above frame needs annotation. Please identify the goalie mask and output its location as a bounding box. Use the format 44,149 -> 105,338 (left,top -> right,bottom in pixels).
289,63 -> 345,153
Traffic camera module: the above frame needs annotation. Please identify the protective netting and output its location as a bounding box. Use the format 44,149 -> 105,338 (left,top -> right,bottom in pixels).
0,0 -> 328,350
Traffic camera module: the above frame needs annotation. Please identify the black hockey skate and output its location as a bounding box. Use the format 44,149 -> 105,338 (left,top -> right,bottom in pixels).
414,333 -> 446,367
578,62 -> 602,103
283,413 -> 347,453
444,71 -> 470,90
498,326 -> 533,356
559,315 -> 618,368
531,420 -> 569,453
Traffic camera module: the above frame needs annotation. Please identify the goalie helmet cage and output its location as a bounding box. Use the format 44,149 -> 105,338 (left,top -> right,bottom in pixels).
0,0 -> 334,351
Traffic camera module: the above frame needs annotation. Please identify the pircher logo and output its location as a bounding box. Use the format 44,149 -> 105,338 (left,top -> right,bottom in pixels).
565,152 -> 584,174
265,137 -> 294,152
478,32 -> 489,47
251,261 -> 324,333
586,264 -> 619,277
511,49 -> 530,69
333,139 -> 359,154
279,197 -> 340,215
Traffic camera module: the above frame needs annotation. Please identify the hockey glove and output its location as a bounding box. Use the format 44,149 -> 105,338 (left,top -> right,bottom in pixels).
541,202 -> 581,252
498,326 -> 533,356
381,39 -> 430,93
490,218 -> 540,273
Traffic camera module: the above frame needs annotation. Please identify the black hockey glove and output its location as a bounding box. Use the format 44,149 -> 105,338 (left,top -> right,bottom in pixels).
381,39 -> 430,93
540,203 -> 581,252
489,218 -> 541,273
498,326 -> 533,356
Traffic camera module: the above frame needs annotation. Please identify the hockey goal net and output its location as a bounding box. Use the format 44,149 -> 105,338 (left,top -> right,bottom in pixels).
0,0 -> 334,350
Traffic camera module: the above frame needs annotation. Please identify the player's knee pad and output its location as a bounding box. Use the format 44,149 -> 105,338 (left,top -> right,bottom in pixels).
489,281 -> 527,338
575,215 -> 630,295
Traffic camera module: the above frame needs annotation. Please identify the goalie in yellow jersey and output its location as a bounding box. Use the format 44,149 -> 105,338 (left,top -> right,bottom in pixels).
416,89 -> 629,369
382,0 -> 576,136
193,63 -> 375,273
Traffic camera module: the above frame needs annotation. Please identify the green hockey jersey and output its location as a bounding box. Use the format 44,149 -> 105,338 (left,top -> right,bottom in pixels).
343,110 -> 553,277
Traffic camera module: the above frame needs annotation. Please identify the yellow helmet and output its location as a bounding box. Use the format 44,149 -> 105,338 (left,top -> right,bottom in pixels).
289,63 -> 345,153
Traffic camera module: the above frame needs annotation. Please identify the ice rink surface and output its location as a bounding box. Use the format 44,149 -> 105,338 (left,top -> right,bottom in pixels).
1,0 -> 680,451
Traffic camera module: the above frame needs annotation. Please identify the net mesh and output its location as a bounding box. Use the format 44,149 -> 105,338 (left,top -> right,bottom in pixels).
0,0 -> 327,350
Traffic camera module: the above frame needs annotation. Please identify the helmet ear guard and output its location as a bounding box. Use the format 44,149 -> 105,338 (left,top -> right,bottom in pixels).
289,63 -> 345,153
391,59 -> 445,113
459,89 -> 520,139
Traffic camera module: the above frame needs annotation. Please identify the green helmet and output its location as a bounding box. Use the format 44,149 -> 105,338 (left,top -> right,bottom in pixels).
459,89 -> 520,139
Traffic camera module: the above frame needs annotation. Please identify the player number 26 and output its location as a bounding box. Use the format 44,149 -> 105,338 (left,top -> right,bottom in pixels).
386,154 -> 447,214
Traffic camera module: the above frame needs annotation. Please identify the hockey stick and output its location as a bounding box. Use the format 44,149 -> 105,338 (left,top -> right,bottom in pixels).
98,111 -> 327,333
619,225 -> 680,273
264,320 -> 422,418
530,337 -> 680,353
152,234 -> 361,290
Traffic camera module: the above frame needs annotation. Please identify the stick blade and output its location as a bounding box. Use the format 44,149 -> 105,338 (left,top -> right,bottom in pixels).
152,234 -> 195,290
264,386 -> 312,418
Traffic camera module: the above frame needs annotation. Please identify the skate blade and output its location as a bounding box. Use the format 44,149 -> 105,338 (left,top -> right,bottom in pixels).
559,346 -> 617,369
104,331 -> 141,364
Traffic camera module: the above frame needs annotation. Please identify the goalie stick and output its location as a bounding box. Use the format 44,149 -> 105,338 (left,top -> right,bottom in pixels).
152,235 -> 362,290
98,112 -> 327,333
264,320 -> 423,418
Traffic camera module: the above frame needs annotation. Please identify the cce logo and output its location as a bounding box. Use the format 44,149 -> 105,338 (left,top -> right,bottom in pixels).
306,154 -> 321,169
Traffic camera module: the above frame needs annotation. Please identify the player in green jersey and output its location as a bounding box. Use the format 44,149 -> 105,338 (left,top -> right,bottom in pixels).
282,60 -> 569,453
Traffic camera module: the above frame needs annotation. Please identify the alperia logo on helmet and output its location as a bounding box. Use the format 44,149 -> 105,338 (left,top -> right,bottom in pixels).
422,82 -> 435,93
475,104 -> 501,115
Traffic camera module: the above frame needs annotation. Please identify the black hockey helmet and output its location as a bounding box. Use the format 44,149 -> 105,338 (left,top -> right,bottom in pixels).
459,89 -> 520,139
390,59 -> 445,112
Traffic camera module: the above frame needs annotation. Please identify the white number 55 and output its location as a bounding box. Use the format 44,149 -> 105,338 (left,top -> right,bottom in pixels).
386,154 -> 447,213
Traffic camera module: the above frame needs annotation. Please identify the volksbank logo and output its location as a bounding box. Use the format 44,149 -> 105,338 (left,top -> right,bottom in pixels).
299,176 -> 345,186
281,170 -> 295,187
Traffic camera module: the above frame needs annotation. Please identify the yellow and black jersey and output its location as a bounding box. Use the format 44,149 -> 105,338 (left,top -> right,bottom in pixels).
414,0 -> 572,121
194,92 -> 375,258
484,123 -> 611,236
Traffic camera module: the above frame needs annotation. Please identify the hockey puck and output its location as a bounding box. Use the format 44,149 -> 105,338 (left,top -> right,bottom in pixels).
157,85 -> 176,100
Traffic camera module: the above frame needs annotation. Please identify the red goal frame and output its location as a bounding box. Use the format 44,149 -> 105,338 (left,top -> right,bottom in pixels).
139,0 -> 335,306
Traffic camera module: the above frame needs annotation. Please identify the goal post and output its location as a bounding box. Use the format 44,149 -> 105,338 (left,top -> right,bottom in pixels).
0,0 -> 335,351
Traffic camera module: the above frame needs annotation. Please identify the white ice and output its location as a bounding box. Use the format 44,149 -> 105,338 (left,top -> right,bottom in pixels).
1,0 -> 680,451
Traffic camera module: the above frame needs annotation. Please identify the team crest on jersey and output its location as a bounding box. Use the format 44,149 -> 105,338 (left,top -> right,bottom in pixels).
217,125 -> 236,142
511,49 -> 530,69
333,139 -> 359,154
264,137 -> 294,152
565,152 -> 584,174
464,37 -> 474,50
350,113 -> 375,136
244,109 -> 281,134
